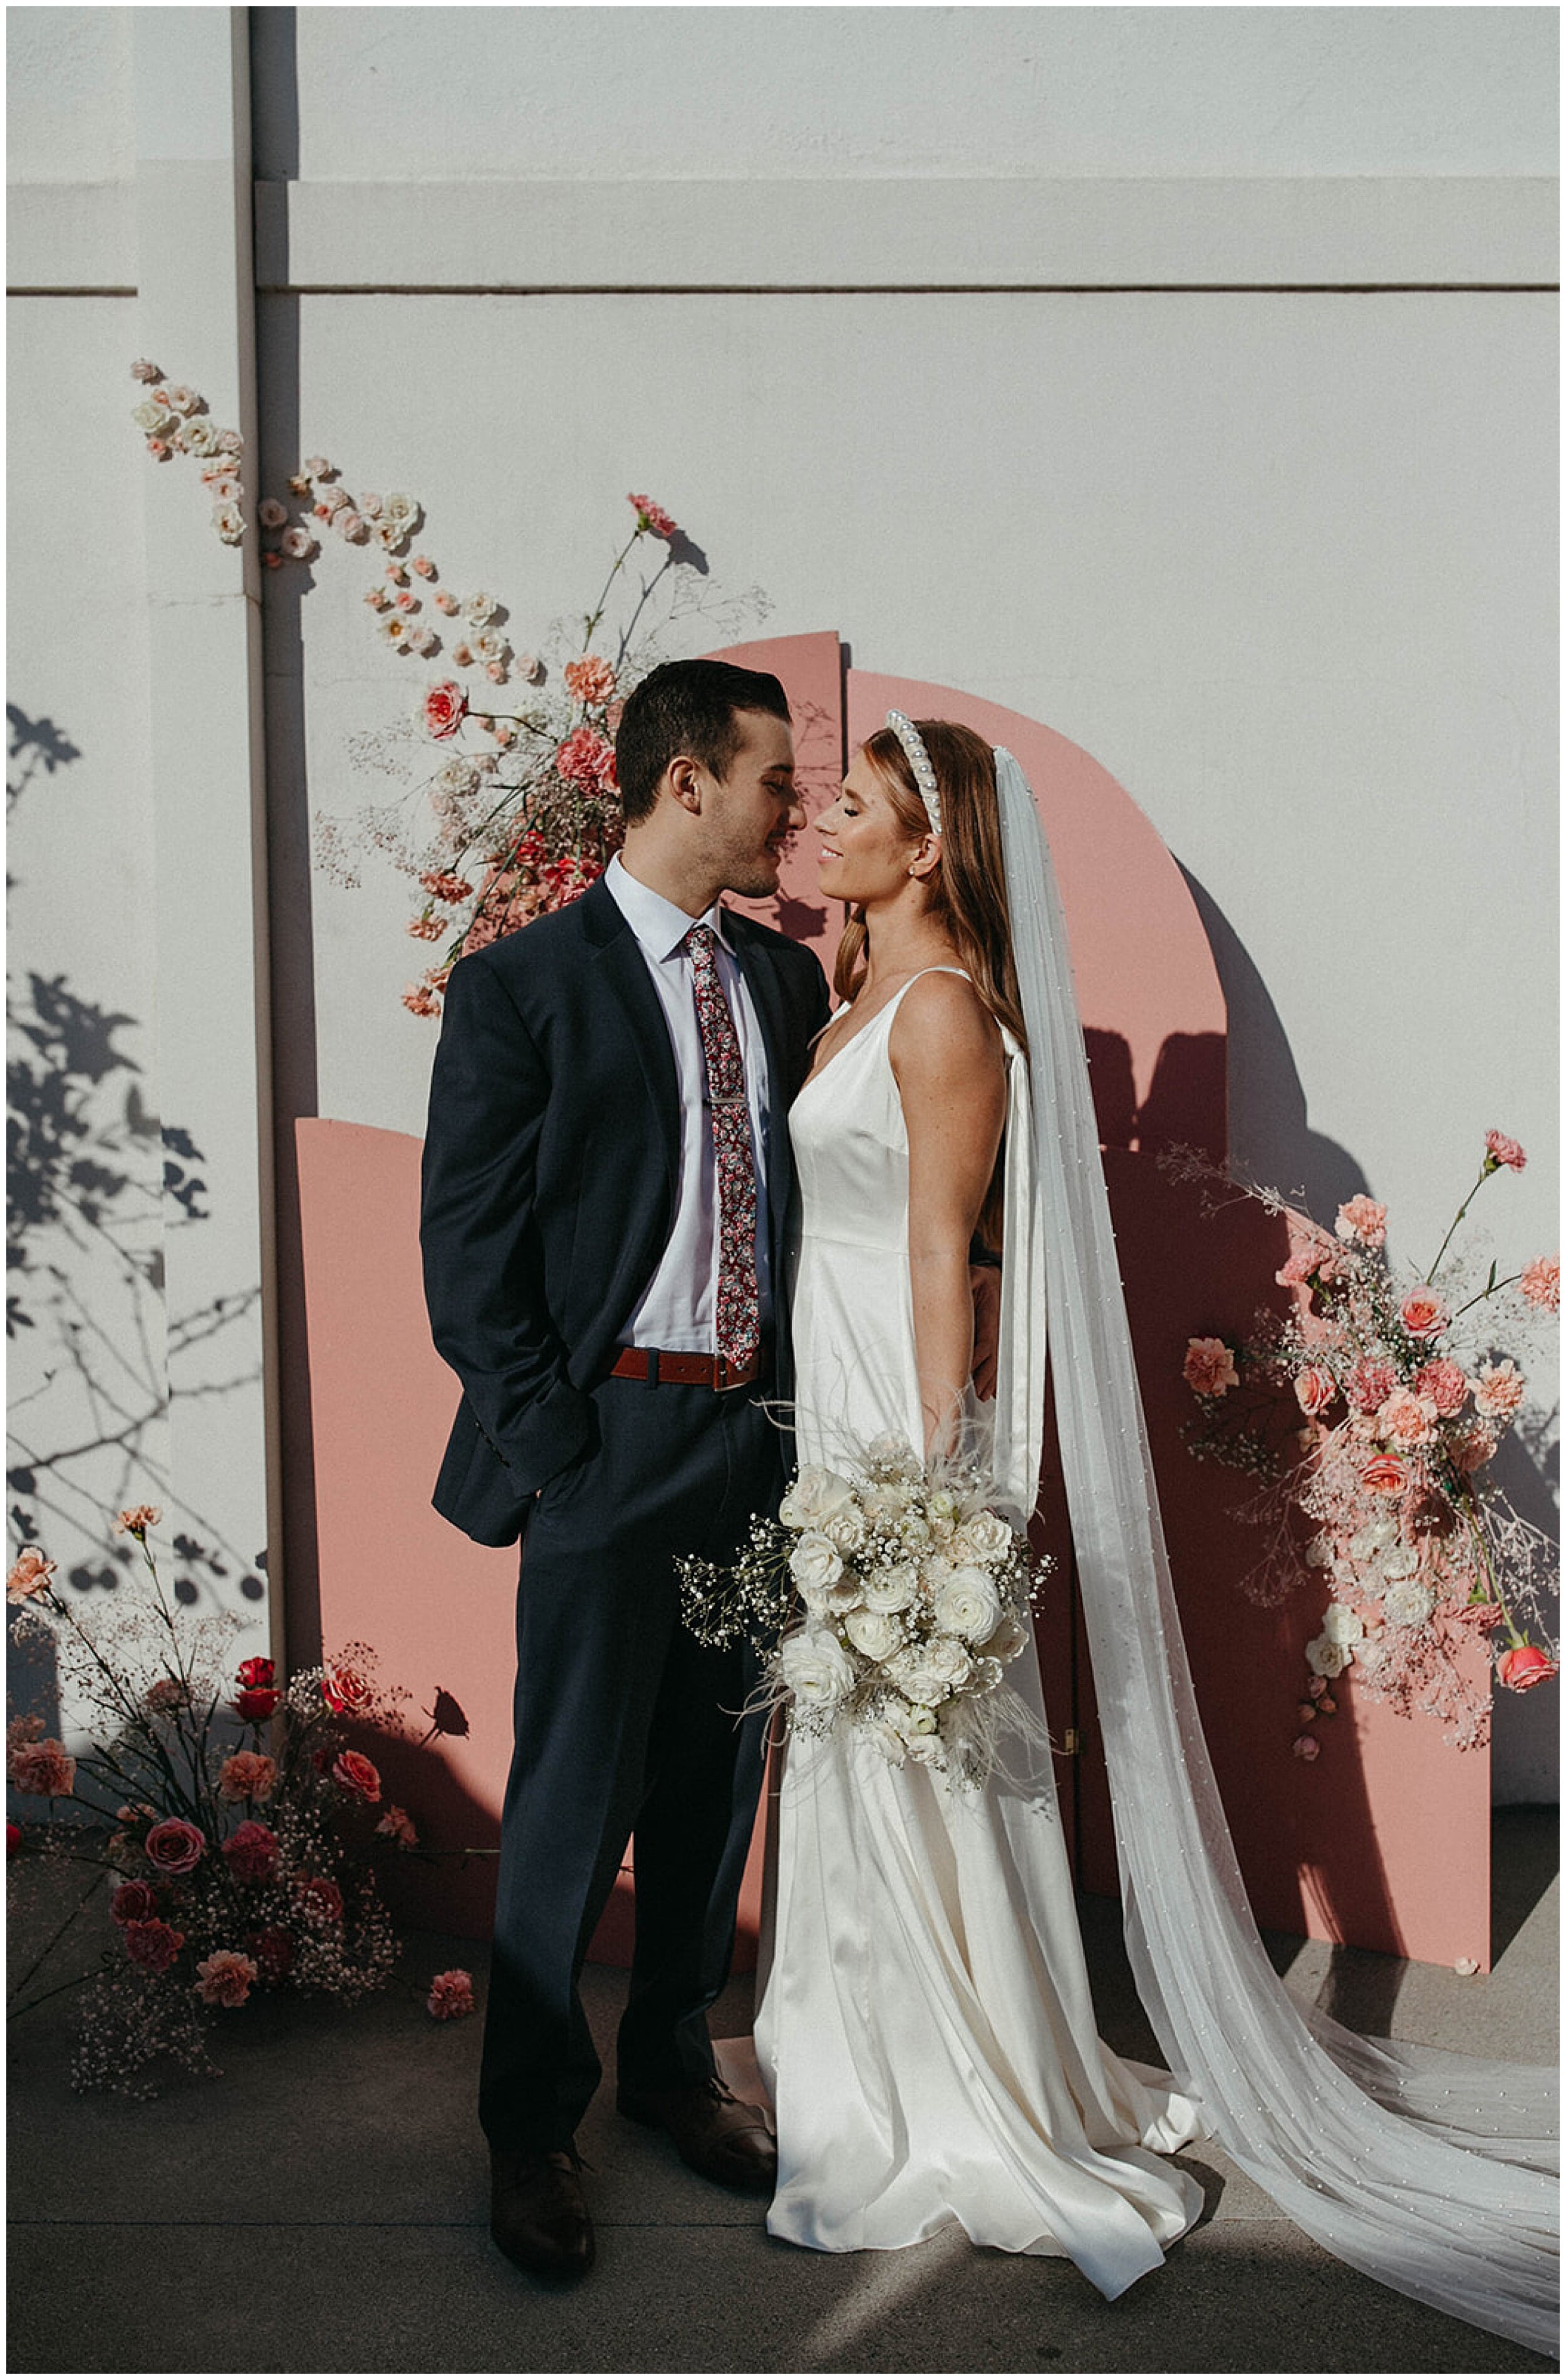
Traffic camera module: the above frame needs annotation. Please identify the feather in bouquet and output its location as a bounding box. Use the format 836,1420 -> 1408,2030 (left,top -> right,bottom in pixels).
678,1432 -> 1049,1786
1168,1129 -> 1558,1753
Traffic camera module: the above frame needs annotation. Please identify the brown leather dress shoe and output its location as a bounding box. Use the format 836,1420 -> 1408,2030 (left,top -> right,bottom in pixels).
489,2147 -> 595,2282
618,2074 -> 777,2192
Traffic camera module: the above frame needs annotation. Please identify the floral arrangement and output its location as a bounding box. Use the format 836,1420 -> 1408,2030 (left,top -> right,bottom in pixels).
679,1436 -> 1048,1786
1171,1132 -> 1558,1754
130,365 -> 766,1018
7,1509 -> 474,2096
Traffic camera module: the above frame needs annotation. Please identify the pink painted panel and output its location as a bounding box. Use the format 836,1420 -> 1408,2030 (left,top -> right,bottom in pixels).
711,628 -> 844,967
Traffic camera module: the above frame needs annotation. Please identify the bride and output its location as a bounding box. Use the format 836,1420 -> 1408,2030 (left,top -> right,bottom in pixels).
751,711 -> 1557,2351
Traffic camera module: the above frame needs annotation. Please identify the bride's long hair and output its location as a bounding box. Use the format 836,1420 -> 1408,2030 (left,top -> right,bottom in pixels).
834,718 -> 1027,1246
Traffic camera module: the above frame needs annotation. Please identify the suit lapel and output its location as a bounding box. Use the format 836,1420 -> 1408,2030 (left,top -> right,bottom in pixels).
581,876 -> 681,1199
727,919 -> 797,1263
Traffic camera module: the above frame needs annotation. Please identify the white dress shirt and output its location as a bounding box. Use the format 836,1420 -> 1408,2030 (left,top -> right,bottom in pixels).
604,853 -> 773,1351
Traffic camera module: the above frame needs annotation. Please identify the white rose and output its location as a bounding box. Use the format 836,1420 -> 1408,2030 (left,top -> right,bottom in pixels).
1321,1601 -> 1364,1647
212,500 -> 245,545
958,1509 -> 1013,1565
1381,1580 -> 1436,1630
132,397 -> 175,435
779,1627 -> 853,1708
376,519 -> 410,550
788,1533 -> 843,1595
778,1466 -> 856,1530
861,1561 -> 918,1615
923,1637 -> 972,1689
933,1568 -> 1002,1645
887,1695 -> 938,1740
359,490 -> 384,519
472,631 -> 507,666
1305,1633 -> 1351,1679
887,1648 -> 950,1705
181,418 -> 220,457
823,1505 -> 866,1554
258,498 -> 289,529
978,1612 -> 1028,1666
383,491 -> 417,525
465,590 -> 497,625
900,1512 -> 931,1548
843,1607 -> 904,1663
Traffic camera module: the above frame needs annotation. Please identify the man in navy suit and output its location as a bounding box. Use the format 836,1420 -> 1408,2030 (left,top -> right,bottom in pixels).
421,659 -> 829,2281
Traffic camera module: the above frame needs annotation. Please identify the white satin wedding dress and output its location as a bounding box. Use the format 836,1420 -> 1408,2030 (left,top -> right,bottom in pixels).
752,970 -> 1206,2300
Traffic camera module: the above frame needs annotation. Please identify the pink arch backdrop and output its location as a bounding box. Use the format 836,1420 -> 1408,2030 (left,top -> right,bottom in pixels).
295,632 -> 1488,1972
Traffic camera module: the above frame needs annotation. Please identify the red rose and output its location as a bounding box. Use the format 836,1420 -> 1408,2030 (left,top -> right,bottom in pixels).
246,1925 -> 296,1982
222,1819 -> 279,1881
331,1749 -> 381,1803
1496,1645 -> 1558,1694
144,1817 -> 206,1875
123,1918 -> 185,1975
236,1656 -> 276,1691
111,1879 -> 160,1923
321,1663 -> 373,1716
234,1687 -> 281,1723
293,1873 -> 345,1925
6,1821 -> 21,1858
423,680 -> 467,740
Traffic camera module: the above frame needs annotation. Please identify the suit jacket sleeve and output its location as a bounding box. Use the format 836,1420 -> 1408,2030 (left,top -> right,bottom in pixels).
420,953 -> 594,1496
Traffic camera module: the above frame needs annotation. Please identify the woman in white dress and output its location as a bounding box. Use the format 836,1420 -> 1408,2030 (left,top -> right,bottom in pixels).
752,713 -> 1557,2351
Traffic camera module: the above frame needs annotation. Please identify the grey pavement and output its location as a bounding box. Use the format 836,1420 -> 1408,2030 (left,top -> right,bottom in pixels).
8,1808 -> 1557,2375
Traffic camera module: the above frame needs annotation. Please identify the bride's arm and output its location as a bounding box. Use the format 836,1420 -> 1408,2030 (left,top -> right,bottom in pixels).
890,974 -> 1007,1459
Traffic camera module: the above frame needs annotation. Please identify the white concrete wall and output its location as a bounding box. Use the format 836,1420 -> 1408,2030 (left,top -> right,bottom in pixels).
8,5 -> 1558,1797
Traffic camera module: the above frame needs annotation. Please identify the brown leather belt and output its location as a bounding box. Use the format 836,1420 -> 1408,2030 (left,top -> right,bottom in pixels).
609,1345 -> 762,1392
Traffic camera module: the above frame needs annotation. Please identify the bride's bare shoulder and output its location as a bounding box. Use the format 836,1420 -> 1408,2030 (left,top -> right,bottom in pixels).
889,968 -> 1003,1082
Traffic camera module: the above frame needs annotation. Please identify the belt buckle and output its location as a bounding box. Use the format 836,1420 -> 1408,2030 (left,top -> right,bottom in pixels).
713,1351 -> 744,1393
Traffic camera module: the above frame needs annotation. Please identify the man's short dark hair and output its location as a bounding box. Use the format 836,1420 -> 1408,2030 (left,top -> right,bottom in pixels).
614,658 -> 791,825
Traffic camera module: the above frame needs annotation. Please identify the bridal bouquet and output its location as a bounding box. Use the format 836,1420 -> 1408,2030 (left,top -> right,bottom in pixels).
4,1509 -> 474,2096
678,1434 -> 1047,1786
1169,1130 -> 1558,1752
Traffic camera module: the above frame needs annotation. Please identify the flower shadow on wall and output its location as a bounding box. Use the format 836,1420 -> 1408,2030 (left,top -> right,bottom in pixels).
6,708 -> 267,1626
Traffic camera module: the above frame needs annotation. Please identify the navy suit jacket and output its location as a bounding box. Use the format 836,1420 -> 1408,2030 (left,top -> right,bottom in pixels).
420,874 -> 832,1547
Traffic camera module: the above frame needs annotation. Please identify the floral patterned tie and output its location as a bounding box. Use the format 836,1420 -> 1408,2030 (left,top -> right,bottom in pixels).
684,924 -> 760,1368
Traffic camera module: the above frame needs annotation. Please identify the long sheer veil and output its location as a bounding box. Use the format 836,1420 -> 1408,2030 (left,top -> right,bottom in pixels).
992,746 -> 1558,2354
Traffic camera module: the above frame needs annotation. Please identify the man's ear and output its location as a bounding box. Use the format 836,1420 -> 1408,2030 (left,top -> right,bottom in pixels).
664,754 -> 703,815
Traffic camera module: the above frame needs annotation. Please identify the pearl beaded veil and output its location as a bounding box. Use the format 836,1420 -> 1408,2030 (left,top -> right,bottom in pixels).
993,745 -> 1557,2352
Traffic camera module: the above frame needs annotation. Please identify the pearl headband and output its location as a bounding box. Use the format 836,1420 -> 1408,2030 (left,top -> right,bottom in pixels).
884,710 -> 943,839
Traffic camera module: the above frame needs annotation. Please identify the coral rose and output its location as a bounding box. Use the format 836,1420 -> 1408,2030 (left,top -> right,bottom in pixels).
145,1817 -> 206,1873
1473,1361 -> 1525,1420
111,1880 -> 160,1924
563,655 -> 616,706
1359,1452 -> 1408,1497
222,1819 -> 279,1881
1496,1645 -> 1557,1693
9,1739 -> 76,1798
1397,1290 -> 1449,1341
195,1949 -> 259,2008
123,1918 -> 185,1975
1293,1365 -> 1335,1417
1183,1337 -> 1238,1397
1334,1194 -> 1388,1250
7,1546 -> 56,1603
217,1751 -> 277,1804
1412,1358 -> 1468,1417
1484,1130 -> 1526,1173
1519,1255 -> 1559,1313
331,1749 -> 381,1803
321,1663 -> 373,1716
427,1968 -> 476,2020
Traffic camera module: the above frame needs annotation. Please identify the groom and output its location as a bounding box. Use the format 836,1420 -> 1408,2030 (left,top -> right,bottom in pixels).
420,657 -> 831,2282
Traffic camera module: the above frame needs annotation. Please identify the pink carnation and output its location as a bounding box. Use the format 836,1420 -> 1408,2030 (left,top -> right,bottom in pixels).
563,655 -> 617,706
1520,1255 -> 1559,1313
7,1546 -> 56,1604
1473,1361 -> 1525,1420
1335,1194 -> 1387,1250
124,1918 -> 185,1975
195,1949 -> 258,2008
556,725 -> 617,794
218,1751 -> 277,1804
9,1739 -> 76,1798
1275,1231 -> 1346,1290
222,1819 -> 279,1881
1346,1358 -> 1397,1414
114,1504 -> 162,1539
627,492 -> 678,539
1411,1358 -> 1468,1417
427,1968 -> 475,2020
1485,1130 -> 1527,1173
1375,1389 -> 1439,1449
1182,1336 -> 1237,1397
1398,1289 -> 1449,1341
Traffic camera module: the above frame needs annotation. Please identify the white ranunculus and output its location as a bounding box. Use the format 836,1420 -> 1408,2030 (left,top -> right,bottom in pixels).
1320,1601 -> 1364,1647
1381,1580 -> 1436,1630
779,1627 -> 853,1708
778,1465 -> 856,1531
933,1567 -> 1002,1645
978,1612 -> 1027,1667
923,1636 -> 972,1690
958,1509 -> 1014,1565
887,1647 -> 951,1705
788,1533 -> 843,1595
861,1561 -> 918,1614
1305,1633 -> 1351,1679
843,1606 -> 904,1663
